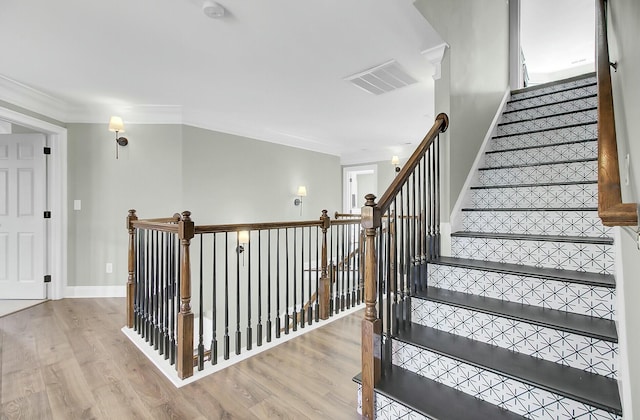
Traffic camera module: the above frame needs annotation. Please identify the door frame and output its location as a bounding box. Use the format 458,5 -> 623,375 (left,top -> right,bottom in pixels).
342,164 -> 377,214
0,106 -> 67,300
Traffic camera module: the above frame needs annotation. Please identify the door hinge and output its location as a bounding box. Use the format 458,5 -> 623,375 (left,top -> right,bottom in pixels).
44,147 -> 51,155
44,275 -> 52,283
44,211 -> 51,219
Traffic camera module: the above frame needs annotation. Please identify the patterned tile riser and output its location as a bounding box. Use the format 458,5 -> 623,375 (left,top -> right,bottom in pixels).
451,237 -> 614,275
411,299 -> 618,378
459,210 -> 612,238
428,264 -> 616,320
490,123 -> 597,152
375,392 -> 430,420
467,184 -> 597,209
483,141 -> 597,168
497,109 -> 597,137
506,84 -> 597,112
510,77 -> 596,101
475,161 -> 596,187
501,97 -> 596,124
392,341 -> 621,420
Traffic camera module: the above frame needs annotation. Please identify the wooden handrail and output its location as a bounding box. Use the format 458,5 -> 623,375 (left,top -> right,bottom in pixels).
596,0 -> 638,226
377,113 -> 449,212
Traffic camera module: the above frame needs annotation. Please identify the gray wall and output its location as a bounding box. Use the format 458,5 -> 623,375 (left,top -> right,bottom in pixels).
607,0 -> 640,413
67,123 -> 342,287
413,0 -> 510,218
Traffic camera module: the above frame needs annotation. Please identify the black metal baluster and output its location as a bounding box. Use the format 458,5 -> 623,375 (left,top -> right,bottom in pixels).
346,221 -> 351,310
134,229 -> 141,333
435,135 -> 441,258
159,232 -> 165,356
308,226 -> 313,325
198,235 -> 204,371
169,233 -> 176,365
429,147 -> 435,259
341,224 -> 346,311
276,229 -> 281,339
300,227 -> 305,329
334,225 -> 340,314
285,228 -> 290,335
224,232 -> 230,360
144,229 -> 150,342
235,233 -> 241,356
268,230 -> 273,342
329,225 -> 335,315
385,209 -> 392,365
314,225 -> 320,323
247,231 -> 252,351
257,231 -> 263,347
211,233 -> 218,365
292,228 -> 297,332
154,230 -> 160,349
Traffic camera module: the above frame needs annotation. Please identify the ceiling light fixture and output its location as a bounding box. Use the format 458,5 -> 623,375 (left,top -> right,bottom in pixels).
203,1 -> 225,18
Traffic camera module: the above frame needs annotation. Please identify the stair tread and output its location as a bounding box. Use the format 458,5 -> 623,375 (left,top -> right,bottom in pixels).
471,180 -> 596,189
353,370 -> 526,420
394,323 -> 621,415
486,138 -> 596,154
416,286 -> 617,342
511,73 -> 595,96
478,158 -> 596,171
462,207 -> 598,212
493,121 -> 596,139
429,256 -> 615,287
504,94 -> 596,115
451,231 -> 613,245
497,107 -> 596,127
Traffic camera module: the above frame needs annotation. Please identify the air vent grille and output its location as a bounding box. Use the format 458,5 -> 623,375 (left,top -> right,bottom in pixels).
345,60 -> 417,95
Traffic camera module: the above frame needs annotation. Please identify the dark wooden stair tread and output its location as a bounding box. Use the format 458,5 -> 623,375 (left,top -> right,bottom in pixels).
428,256 -> 616,288
450,231 -> 613,245
353,370 -> 526,420
395,323 -> 622,415
415,286 -> 617,342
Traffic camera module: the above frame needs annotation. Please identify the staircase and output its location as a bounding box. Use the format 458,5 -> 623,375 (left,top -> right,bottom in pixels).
357,74 -> 624,419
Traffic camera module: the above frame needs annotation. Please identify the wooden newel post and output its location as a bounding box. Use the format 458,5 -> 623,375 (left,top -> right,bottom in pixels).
126,209 -> 138,328
361,194 -> 382,419
319,210 -> 331,320
177,211 -> 195,380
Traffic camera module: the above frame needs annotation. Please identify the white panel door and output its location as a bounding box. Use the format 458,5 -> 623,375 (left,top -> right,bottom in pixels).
0,134 -> 46,299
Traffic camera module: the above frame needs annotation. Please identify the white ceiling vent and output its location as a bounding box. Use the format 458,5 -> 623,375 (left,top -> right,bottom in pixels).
345,60 -> 418,95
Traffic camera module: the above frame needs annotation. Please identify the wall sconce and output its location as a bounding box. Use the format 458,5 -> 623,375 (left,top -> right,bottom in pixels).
294,185 -> 307,215
236,230 -> 249,265
391,155 -> 401,173
108,116 -> 129,159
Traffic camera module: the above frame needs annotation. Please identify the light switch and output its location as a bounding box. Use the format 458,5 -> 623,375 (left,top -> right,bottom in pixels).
74,200 -> 81,210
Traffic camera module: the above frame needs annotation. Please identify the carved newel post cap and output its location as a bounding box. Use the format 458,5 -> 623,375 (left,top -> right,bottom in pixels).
181,211 -> 192,221
128,209 -> 137,217
364,194 -> 377,206
321,209 -> 328,218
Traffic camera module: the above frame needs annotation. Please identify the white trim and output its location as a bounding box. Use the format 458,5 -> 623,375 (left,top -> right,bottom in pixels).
614,227 -> 635,419
449,88 -> 510,232
65,285 -> 126,298
122,303 -> 364,388
0,106 -> 68,300
422,43 -> 449,81
342,164 -> 377,213
0,74 -> 69,122
67,104 -> 184,125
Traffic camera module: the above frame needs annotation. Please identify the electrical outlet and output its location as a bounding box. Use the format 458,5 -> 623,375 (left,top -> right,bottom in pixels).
106,263 -> 113,274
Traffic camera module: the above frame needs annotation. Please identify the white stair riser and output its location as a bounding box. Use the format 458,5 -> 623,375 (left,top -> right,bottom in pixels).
376,392 -> 428,420
451,237 -> 614,275
476,161 -> 596,187
506,84 -> 596,111
468,183 -> 597,209
392,341 -> 621,420
428,264 -> 616,320
502,97 -> 596,124
510,77 -> 596,101
483,141 -> 596,168
460,210 -> 611,238
490,123 -> 597,151
497,109 -> 597,136
411,299 -> 618,378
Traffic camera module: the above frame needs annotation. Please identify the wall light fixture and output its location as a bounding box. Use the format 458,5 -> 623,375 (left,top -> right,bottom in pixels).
294,186 -> 307,215
108,116 -> 129,159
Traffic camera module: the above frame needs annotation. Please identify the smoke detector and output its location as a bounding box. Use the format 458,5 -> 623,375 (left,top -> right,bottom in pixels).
203,1 -> 225,18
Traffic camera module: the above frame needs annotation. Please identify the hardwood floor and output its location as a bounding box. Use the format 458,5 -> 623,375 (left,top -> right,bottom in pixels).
0,298 -> 363,419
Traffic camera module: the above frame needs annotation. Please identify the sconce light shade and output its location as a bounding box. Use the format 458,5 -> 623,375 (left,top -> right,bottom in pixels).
238,230 -> 250,244
391,155 -> 400,165
108,116 -> 125,133
297,186 -> 307,197
108,116 -> 128,159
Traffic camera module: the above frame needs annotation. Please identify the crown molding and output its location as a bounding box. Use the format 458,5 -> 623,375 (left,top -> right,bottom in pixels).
0,74 -> 70,122
421,43 -> 449,80
67,104 -> 184,125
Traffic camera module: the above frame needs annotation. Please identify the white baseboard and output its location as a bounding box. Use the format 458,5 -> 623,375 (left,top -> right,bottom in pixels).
65,285 -> 126,298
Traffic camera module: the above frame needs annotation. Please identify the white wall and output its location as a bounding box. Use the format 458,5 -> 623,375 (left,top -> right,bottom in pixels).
606,0 -> 640,414
413,0 -> 510,219
66,123 -> 342,289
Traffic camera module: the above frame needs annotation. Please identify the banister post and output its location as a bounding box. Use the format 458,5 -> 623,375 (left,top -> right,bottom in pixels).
126,209 -> 138,328
319,210 -> 331,320
361,194 -> 382,419
177,211 -> 195,380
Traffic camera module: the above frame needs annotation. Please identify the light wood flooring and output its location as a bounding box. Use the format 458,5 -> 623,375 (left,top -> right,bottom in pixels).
0,298 -> 363,419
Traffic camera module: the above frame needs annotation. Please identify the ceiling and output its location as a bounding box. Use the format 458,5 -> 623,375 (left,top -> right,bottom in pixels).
0,0 -> 445,164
